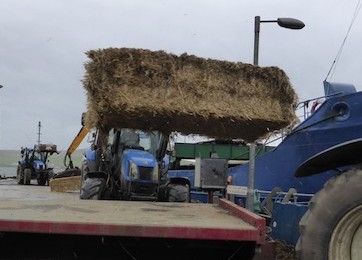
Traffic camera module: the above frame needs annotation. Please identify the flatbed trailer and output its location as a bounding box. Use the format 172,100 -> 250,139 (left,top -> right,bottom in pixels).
0,179 -> 269,259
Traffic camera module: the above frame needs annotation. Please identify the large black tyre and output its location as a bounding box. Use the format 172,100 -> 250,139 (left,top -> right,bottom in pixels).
167,183 -> 190,202
80,158 -> 96,188
47,169 -> 55,185
80,177 -> 106,200
16,166 -> 24,185
80,158 -> 89,188
296,169 -> 362,260
37,178 -> 47,186
24,168 -> 31,185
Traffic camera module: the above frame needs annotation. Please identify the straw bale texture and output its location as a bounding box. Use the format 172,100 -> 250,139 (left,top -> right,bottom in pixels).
82,48 -> 298,142
49,176 -> 81,192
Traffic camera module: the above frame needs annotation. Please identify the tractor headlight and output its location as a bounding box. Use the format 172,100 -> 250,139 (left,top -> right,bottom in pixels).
130,162 -> 138,180
152,164 -> 159,181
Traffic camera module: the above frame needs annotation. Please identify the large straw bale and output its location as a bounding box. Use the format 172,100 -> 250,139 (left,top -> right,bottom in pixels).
82,48 -> 298,142
49,176 -> 81,193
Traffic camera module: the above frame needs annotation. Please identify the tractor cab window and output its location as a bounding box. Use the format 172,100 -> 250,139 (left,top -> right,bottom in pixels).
140,131 -> 161,157
117,129 -> 161,157
87,128 -> 97,144
139,132 -> 151,151
120,129 -> 140,146
140,131 -> 160,156
107,129 -> 115,146
33,151 -> 44,161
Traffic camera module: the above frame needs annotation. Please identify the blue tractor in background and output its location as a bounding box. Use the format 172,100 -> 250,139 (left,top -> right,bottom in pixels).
17,143 -> 58,186
79,125 -> 190,202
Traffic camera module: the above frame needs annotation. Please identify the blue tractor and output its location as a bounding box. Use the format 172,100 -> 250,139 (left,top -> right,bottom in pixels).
79,126 -> 191,202
17,144 -> 58,185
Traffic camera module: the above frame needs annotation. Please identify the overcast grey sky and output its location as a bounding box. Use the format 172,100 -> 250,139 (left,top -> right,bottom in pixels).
0,0 -> 361,150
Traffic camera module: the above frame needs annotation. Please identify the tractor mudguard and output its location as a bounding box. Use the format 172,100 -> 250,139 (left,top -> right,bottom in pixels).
169,176 -> 190,186
86,171 -> 108,179
295,138 -> 362,177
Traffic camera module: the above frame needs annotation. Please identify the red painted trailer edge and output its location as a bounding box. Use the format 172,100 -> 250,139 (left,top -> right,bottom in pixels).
0,219 -> 261,242
219,198 -> 266,244
0,198 -> 265,244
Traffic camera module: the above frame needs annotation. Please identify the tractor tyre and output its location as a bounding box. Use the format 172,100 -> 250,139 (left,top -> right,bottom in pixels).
80,177 -> 106,200
167,183 -> 190,203
80,158 -> 89,189
80,158 -> 96,189
24,169 -> 31,185
46,170 -> 55,186
37,178 -> 46,186
296,169 -> 362,260
16,166 -> 24,185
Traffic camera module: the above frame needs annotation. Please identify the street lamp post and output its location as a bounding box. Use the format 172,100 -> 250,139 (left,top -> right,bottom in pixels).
246,16 -> 305,212
0,85 -> 3,150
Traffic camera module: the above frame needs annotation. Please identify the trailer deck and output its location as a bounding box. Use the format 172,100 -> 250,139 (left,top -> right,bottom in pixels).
0,179 -> 266,259
0,197 -> 264,242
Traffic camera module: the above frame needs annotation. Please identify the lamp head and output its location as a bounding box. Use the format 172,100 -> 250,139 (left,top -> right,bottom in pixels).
277,18 -> 305,29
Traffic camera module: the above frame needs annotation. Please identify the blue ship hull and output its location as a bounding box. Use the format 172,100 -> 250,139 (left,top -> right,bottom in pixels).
229,82 -> 362,195
169,82 -> 362,202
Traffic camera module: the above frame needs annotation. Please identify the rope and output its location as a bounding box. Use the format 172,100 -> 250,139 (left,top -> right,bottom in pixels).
325,0 -> 362,81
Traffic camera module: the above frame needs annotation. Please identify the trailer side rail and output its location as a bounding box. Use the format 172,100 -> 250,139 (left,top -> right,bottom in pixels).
0,198 -> 265,244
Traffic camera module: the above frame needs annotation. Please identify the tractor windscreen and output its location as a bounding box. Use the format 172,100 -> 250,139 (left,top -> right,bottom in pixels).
33,151 -> 45,162
109,128 -> 161,157
138,131 -> 160,156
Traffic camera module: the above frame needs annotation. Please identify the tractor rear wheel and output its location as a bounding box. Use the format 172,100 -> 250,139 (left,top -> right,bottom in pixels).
167,183 -> 190,202
16,166 -> 24,185
80,177 -> 106,200
24,169 -> 31,185
296,169 -> 362,259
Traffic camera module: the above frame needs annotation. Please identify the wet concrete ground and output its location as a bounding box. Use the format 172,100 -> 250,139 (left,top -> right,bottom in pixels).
0,177 -> 79,200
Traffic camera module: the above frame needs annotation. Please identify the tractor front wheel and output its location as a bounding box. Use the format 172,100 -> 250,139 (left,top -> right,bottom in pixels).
16,166 -> 24,185
80,177 -> 106,200
167,183 -> 190,203
24,169 -> 31,185
80,158 -> 91,189
296,169 -> 362,259
37,178 -> 47,186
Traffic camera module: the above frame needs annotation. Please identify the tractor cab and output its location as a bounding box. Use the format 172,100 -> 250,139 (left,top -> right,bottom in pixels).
17,144 -> 58,186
